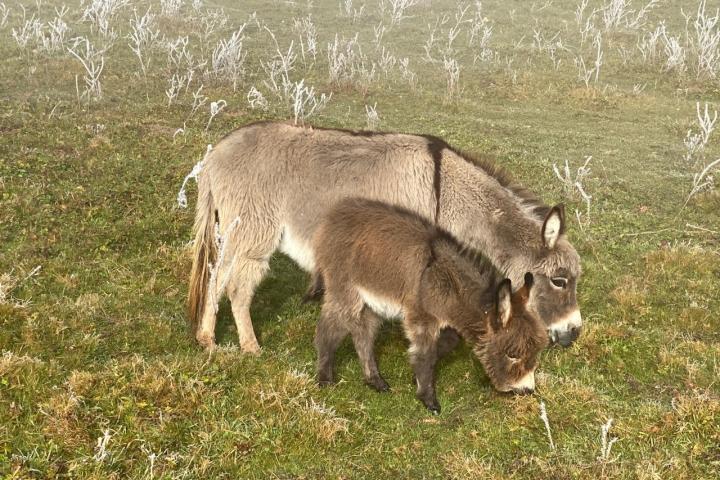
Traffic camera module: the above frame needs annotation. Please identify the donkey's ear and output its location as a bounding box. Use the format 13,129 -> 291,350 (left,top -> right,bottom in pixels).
542,204 -> 565,249
496,279 -> 513,329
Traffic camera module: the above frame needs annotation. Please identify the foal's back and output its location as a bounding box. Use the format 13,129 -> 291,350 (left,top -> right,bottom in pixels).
314,199 -> 436,301
314,198 -> 495,311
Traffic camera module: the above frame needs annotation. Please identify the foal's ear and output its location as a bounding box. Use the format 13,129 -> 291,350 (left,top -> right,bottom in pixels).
496,279 -> 513,329
542,204 -> 565,249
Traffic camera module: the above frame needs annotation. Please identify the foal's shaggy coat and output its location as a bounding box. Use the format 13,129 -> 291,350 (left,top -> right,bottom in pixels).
188,121 -> 582,353
310,199 -> 549,413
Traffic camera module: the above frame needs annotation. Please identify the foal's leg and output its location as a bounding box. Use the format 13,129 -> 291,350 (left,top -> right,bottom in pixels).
405,313 -> 442,414
314,301 -> 349,386
350,308 -> 389,392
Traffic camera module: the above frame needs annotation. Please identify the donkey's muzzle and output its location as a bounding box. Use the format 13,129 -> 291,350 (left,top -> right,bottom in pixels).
555,325 -> 581,347
549,309 -> 583,347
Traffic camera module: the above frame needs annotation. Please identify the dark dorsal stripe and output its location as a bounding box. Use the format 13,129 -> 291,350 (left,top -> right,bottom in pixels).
424,135 -> 446,225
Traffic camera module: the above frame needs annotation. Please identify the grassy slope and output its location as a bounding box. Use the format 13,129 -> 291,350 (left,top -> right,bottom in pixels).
1,0 -> 719,478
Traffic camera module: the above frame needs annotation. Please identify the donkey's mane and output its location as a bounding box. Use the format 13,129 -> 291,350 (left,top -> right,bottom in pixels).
436,142 -> 552,223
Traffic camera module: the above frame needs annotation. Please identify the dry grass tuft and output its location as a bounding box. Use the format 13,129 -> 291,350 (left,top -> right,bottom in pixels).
442,451 -> 501,478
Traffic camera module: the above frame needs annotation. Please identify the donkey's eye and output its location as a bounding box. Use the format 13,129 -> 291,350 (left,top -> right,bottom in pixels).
550,277 -> 568,289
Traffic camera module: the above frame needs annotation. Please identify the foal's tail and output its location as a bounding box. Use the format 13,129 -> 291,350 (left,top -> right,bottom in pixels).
302,270 -> 325,303
187,179 -> 217,337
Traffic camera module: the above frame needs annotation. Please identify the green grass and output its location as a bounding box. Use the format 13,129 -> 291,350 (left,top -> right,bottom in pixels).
1,0 -> 719,478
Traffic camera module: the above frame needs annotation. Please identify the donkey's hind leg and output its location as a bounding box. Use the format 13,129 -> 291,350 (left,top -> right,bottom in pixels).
225,258 -> 271,354
350,308 -> 389,392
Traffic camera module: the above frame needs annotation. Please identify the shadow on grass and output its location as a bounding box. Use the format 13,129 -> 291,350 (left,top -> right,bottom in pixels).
214,253 -> 311,346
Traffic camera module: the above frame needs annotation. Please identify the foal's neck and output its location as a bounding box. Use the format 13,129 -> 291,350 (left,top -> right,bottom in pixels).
448,300 -> 495,347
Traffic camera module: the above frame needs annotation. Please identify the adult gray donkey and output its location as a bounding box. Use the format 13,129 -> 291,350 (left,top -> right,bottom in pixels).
188,121 -> 582,353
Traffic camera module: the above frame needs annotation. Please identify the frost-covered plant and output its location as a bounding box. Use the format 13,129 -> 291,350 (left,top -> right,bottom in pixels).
553,156 -> 593,228
12,13 -> 43,49
382,0 -> 420,26
247,86 -> 269,110
597,419 -> 618,461
41,6 -> 70,53
128,8 -> 160,76
592,31 -> 603,83
443,56 -> 461,101
210,25 -> 248,91
0,3 -> 10,29
601,0 -> 659,31
160,0 -> 183,18
690,0 -> 720,79
539,401 -> 555,450
340,0 -> 364,22
68,37 -> 106,101
93,430 -> 111,463
190,84 -> 208,116
290,79 -> 331,125
398,57 -> 417,89
177,144 -> 211,208
166,73 -> 190,105
261,27 -> 298,99
365,102 -> 379,129
166,35 -> 205,84
205,99 -> 226,131
373,22 -> 386,48
81,0 -> 129,38
197,8 -> 228,47
470,3 -> 493,62
662,29 -> 686,72
637,23 -> 663,63
378,46 -> 396,77
293,15 -> 318,63
327,33 -> 360,85
683,102 -> 720,205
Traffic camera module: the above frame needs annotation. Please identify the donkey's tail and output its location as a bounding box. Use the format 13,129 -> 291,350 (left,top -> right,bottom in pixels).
302,270 -> 325,303
188,180 -> 217,337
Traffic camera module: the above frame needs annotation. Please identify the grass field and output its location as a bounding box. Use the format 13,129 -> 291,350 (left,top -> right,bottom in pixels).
1,0 -> 720,478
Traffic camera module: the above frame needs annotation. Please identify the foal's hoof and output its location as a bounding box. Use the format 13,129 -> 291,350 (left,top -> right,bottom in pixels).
425,402 -> 441,415
418,396 -> 441,415
367,376 -> 390,392
317,374 -> 335,388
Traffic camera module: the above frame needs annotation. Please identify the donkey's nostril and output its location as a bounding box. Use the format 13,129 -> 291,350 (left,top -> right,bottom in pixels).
569,326 -> 582,339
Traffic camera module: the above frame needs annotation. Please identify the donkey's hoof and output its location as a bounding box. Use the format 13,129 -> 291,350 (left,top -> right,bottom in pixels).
367,376 -> 390,392
240,341 -> 262,355
196,332 -> 216,351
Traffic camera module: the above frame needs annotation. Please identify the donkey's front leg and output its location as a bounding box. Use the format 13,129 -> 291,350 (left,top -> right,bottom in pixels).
406,317 -> 441,414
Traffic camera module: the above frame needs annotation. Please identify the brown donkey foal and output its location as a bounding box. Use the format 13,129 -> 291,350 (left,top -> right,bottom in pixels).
309,199 -> 549,413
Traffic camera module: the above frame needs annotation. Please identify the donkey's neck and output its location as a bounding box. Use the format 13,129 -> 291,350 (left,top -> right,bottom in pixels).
438,152 -> 543,283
